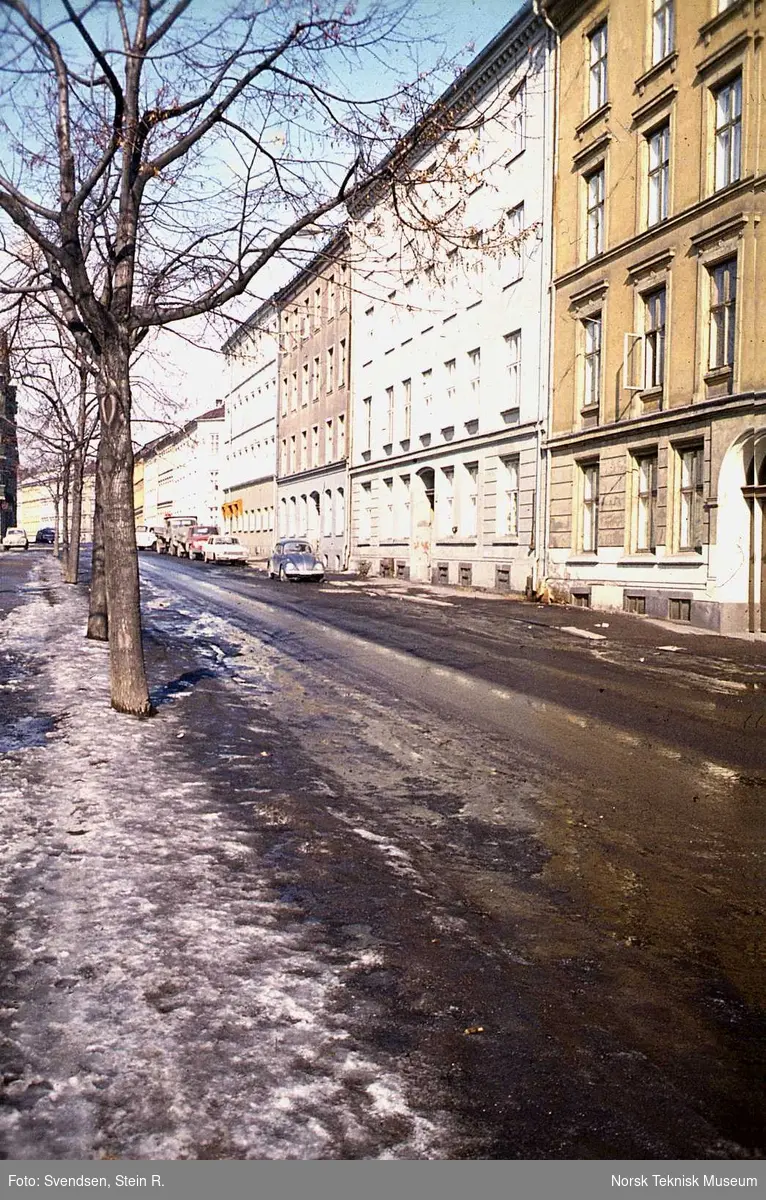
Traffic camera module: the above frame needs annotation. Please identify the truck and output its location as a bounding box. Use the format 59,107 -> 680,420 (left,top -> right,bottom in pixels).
152,515 -> 197,556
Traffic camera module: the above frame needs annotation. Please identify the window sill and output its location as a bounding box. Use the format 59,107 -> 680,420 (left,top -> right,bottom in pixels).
435,538 -> 478,547
575,102 -> 611,141
618,554 -> 657,565
566,554 -> 599,564
659,553 -> 703,566
491,538 -> 520,546
634,52 -> 678,96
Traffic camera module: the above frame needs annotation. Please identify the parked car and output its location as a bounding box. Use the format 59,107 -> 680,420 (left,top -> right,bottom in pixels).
203,535 -> 248,565
268,538 -> 325,583
135,525 -> 156,551
2,527 -> 28,551
35,527 -> 55,545
185,524 -> 219,559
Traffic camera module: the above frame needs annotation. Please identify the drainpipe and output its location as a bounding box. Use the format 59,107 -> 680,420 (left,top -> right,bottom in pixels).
533,0 -> 560,596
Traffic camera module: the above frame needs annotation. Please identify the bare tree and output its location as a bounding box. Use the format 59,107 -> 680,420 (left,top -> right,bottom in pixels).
0,0 -> 476,714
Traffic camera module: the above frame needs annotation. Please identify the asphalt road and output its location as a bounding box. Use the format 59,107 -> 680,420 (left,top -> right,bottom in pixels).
137,552 -> 766,1159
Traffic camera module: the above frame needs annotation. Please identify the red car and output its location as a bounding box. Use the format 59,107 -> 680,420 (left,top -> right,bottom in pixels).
185,525 -> 219,560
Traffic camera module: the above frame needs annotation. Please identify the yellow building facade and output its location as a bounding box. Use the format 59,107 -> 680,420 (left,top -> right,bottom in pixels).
542,0 -> 765,634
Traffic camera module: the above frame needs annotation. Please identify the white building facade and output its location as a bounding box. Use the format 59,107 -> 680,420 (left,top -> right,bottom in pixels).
139,405 -> 225,529
348,6 -> 554,591
221,302 -> 279,561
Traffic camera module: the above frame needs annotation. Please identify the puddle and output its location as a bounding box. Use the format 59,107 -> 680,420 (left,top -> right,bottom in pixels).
0,714 -> 56,752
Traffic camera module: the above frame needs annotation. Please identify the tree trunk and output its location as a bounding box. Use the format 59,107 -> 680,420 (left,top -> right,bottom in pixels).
64,450 -> 84,584
87,436 -> 108,640
99,344 -> 152,716
61,457 -> 71,559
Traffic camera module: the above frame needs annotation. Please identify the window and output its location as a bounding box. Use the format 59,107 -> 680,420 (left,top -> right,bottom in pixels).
210,434 -> 219,454
583,315 -> 602,411
679,445 -> 704,550
326,346 -> 335,392
281,376 -> 288,416
322,488 -> 333,537
300,429 -> 307,468
498,456 -> 519,538
289,434 -> 296,473
381,477 -> 394,541
509,80 -> 526,158
585,167 -> 605,258
339,339 -> 347,387
385,386 -> 394,443
328,274 -> 338,318
312,424 -> 319,464
302,362 -> 309,405
502,203 -> 524,280
462,463 -> 479,538
635,453 -> 658,552
647,123 -> 670,225
336,487 -> 345,537
438,467 -> 456,537
652,0 -> 673,65
312,356 -> 320,400
714,76 -> 742,191
467,349 -> 481,414
421,369 -> 433,424
396,475 -> 411,538
338,413 -> 346,458
325,418 -> 333,461
280,438 -> 287,475
588,22 -> 608,112
709,258 -> 736,370
505,331 -> 521,409
580,462 -> 600,553
644,288 -> 666,390
359,482 -> 372,541
291,371 -> 298,411
362,397 -> 372,452
314,286 -> 322,326
402,378 -> 411,440
444,359 -> 456,404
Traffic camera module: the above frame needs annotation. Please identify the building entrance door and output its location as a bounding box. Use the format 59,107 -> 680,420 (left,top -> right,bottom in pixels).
742,440 -> 766,633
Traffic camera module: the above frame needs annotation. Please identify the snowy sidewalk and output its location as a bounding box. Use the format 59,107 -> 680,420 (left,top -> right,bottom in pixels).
0,558 -> 443,1160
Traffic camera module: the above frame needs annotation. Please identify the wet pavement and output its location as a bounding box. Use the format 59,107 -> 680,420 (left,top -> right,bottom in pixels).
0,549 -> 764,1159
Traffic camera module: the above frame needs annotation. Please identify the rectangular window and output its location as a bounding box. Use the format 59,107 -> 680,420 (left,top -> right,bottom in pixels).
359,482 -> 372,541
402,378 -> 412,440
585,167 -> 605,258
338,413 -> 346,458
325,418 -> 333,461
280,438 -> 287,475
583,315 -> 602,411
396,475 -> 411,538
509,80 -> 526,158
421,369 -> 433,418
312,424 -> 319,463
326,346 -> 335,392
438,467 -> 455,537
312,356 -> 320,400
300,429 -> 307,468
381,477 -> 394,541
444,358 -> 456,405
301,362 -> 309,405
581,462 -> 600,552
644,287 -> 666,390
652,0 -> 674,65
462,462 -> 479,538
647,123 -> 670,226
588,22 -> 608,112
314,286 -> 322,325
714,76 -> 742,191
498,456 -> 519,538
502,203 -> 524,280
385,385 -> 395,443
328,274 -> 337,318
635,452 -> 658,551
468,349 -> 481,411
339,339 -> 347,387
362,396 -> 372,452
679,445 -> 704,550
709,258 -> 737,369
289,434 -> 296,473
505,331 -> 521,409
281,377 -> 288,417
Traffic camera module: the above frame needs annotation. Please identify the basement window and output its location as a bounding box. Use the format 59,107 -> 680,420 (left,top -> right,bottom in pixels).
571,591 -> 591,608
458,563 -> 473,587
624,594 -> 646,615
436,562 -> 449,585
668,597 -> 691,622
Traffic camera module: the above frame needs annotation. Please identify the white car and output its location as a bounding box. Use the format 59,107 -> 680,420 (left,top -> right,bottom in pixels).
2,527 -> 28,551
203,535 -> 248,565
135,525 -> 157,551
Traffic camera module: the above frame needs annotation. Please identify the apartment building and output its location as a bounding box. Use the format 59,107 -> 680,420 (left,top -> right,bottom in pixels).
221,302 -> 278,560
0,330 -> 18,537
276,235 -> 351,571
347,4 -> 554,591
137,405 -> 225,530
542,0 -> 765,634
19,471 -> 96,541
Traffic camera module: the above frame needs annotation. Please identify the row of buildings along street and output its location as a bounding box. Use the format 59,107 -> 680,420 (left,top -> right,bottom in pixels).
132,0 -> 765,637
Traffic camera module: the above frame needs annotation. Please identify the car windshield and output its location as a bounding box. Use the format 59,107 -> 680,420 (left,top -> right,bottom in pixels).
282,541 -> 311,554
193,526 -> 216,535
